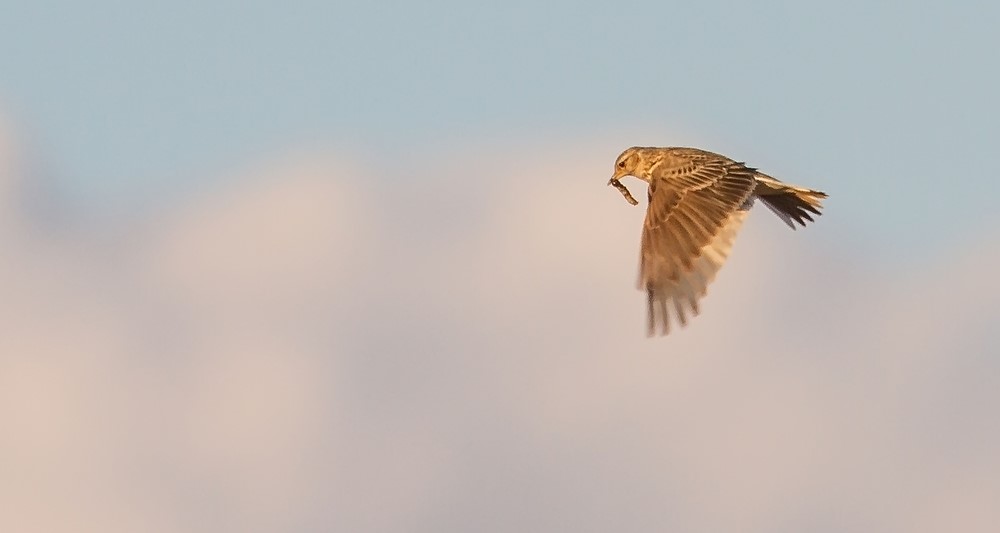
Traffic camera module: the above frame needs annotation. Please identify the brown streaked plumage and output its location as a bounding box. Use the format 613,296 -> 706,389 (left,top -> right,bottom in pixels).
608,146 -> 827,336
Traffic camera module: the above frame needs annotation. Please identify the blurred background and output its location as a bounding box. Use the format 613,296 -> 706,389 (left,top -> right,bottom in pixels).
2,1 -> 999,532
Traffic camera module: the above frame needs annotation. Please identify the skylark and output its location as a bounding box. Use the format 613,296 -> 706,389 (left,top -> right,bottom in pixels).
609,146 -> 827,336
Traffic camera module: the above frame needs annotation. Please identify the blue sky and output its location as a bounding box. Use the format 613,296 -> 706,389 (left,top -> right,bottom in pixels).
3,3 -> 1000,532
2,1 -> 999,252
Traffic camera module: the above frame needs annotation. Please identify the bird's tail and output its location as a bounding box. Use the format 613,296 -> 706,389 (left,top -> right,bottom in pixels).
753,173 -> 827,229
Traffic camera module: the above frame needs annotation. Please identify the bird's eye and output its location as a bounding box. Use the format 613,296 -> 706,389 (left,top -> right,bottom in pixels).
617,161 -> 625,168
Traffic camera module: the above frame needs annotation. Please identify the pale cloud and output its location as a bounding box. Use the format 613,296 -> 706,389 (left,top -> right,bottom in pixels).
0,124 -> 997,532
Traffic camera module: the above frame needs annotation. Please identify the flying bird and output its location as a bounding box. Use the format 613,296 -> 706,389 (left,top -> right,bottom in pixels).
608,146 -> 827,336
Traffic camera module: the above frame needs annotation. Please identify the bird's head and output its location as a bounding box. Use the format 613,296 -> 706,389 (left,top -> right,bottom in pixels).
611,147 -> 642,181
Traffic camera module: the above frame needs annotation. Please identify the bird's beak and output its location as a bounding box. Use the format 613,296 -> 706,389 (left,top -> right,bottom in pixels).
609,169 -> 624,183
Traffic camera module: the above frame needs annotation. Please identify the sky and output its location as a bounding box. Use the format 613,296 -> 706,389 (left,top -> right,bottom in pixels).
2,2 -> 999,532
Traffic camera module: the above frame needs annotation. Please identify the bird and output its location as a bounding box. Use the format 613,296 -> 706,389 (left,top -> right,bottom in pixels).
608,146 -> 827,336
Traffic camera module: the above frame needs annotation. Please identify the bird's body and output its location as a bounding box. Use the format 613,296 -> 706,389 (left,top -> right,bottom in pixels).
609,146 -> 827,336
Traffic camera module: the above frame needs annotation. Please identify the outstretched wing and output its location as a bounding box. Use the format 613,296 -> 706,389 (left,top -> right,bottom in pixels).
640,157 -> 756,335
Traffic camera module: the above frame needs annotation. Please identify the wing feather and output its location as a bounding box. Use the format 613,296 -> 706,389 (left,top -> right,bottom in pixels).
640,157 -> 755,335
